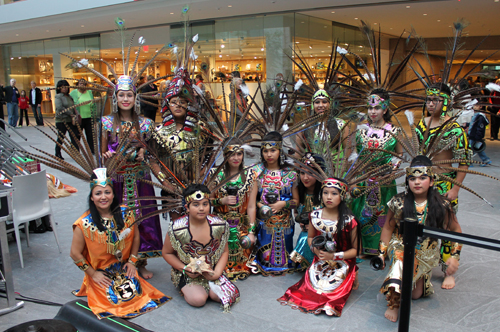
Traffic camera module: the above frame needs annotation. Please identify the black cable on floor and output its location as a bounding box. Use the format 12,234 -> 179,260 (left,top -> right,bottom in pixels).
0,288 -> 63,306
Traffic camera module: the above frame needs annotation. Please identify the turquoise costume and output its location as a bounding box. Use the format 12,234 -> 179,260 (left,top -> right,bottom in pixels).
290,194 -> 320,270
350,122 -> 400,255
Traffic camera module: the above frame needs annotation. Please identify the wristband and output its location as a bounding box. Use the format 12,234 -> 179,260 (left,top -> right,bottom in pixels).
182,265 -> 188,276
247,223 -> 256,234
334,252 -> 344,260
378,241 -> 388,258
157,171 -> 166,182
74,258 -> 90,271
128,254 -> 139,267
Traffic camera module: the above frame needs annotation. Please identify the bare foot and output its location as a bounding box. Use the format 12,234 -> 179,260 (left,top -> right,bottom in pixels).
352,271 -> 359,290
384,307 -> 399,322
441,275 -> 455,289
139,266 -> 154,279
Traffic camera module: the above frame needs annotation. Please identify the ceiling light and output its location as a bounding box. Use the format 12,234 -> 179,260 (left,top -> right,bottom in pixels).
18,57 -> 21,59
115,58 -> 117,60
406,5 -> 410,8
81,25 -> 85,28
219,54 -> 222,58
321,51 -> 325,53
10,57 -> 13,60
228,5 -> 232,7
423,13 -> 428,16
170,12 -> 174,14
309,46 -> 312,49
254,57 -> 257,59
374,23 -> 378,25
331,11 -> 335,13
221,44 -> 225,48
261,47 -> 265,51
437,19 -> 441,22
295,41 -> 300,44
354,17 -> 358,20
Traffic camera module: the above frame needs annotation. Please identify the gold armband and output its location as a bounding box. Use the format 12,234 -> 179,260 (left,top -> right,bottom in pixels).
128,254 -> 139,266
450,242 -> 463,261
74,258 -> 90,271
157,171 -> 166,183
378,241 -> 388,258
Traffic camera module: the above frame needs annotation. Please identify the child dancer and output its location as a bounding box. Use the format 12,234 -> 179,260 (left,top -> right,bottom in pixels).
377,155 -> 462,322
278,176 -> 358,316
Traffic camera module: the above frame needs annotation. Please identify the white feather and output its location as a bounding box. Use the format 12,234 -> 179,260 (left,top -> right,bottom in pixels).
294,79 -> 303,91
190,48 -> 198,60
465,99 -> 478,109
118,228 -> 131,241
240,144 -> 252,152
348,152 -> 358,162
173,46 -> 178,54
192,34 -> 199,43
138,36 -> 145,45
192,84 -> 203,96
357,124 -> 369,132
486,83 -> 500,92
363,73 -> 375,81
240,83 -> 250,97
336,46 -> 348,55
405,110 -> 414,126
282,123 -> 289,132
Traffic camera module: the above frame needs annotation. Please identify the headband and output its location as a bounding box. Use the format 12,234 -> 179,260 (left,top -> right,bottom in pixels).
405,166 -> 434,179
426,87 -> 450,117
115,75 -> 136,93
90,168 -> 113,190
185,190 -> 210,204
224,144 -> 243,154
322,178 -> 348,200
367,94 -> 390,110
261,141 -> 282,150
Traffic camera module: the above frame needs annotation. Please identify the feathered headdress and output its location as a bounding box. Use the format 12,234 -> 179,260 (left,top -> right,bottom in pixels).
365,110 -> 500,206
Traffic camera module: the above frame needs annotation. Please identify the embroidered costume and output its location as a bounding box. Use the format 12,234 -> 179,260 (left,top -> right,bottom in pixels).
278,210 -> 358,316
168,215 -> 240,311
211,168 -> 257,280
380,194 -> 442,298
102,115 -> 163,259
248,164 -> 298,275
72,207 -> 170,319
351,123 -> 400,255
290,193 -> 320,270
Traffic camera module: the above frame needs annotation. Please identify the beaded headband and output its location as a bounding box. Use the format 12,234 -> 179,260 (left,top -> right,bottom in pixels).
405,166 -> 434,179
185,190 -> 210,204
367,94 -> 390,110
322,178 -> 348,200
224,144 -> 242,154
115,75 -> 136,93
90,168 -> 113,190
261,141 -> 282,150
426,87 -> 450,117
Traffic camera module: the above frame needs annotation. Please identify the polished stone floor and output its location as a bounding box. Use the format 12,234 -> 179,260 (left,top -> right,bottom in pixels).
1,121 -> 500,332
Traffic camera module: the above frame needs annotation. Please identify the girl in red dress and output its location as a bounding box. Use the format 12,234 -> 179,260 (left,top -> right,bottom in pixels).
278,177 -> 359,316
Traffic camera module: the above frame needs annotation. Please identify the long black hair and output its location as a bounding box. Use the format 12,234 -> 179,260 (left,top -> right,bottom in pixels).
298,174 -> 322,206
402,156 -> 451,229
321,181 -> 360,255
88,173 -> 124,232
369,88 -> 392,122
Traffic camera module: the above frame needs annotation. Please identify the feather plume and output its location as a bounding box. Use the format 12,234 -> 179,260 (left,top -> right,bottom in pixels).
486,83 -> 500,92
404,110 -> 414,126
294,79 -> 304,91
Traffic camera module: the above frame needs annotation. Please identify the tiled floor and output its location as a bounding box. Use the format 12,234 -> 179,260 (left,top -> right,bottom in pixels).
1,123 -> 500,332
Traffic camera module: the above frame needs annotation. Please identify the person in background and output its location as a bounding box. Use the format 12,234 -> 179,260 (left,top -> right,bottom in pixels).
3,79 -> 20,127
195,74 -> 206,97
140,75 -> 159,123
0,83 -> 4,130
468,102 -> 491,166
70,79 -> 95,153
54,80 -> 80,159
489,79 -> 500,141
18,90 -> 30,127
29,81 -> 44,126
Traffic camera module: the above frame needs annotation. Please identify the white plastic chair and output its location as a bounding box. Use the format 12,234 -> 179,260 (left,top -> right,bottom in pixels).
10,170 -> 62,268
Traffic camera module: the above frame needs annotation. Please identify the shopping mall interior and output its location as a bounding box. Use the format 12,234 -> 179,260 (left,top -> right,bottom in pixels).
0,0 -> 499,115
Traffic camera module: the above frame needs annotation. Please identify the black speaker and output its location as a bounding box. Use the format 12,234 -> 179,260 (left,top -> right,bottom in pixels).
54,300 -> 152,332
5,319 -> 76,332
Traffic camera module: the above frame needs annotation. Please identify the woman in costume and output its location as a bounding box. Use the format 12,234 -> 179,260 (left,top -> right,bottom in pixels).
162,184 -> 240,312
210,140 -> 257,280
350,88 -> 402,256
247,131 -> 299,276
101,75 -> 163,279
377,156 -> 461,322
290,152 -> 323,271
70,168 -> 170,319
